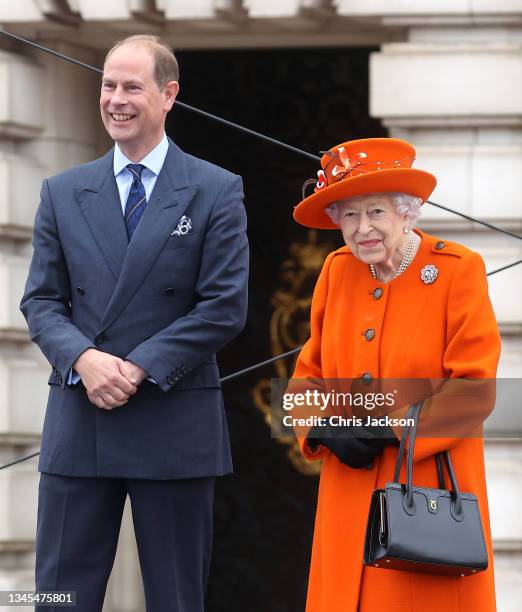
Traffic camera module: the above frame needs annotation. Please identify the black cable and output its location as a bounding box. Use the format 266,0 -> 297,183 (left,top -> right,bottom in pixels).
0,28 -> 520,472
1,27 -> 520,239
1,247 -> 519,475
0,451 -> 40,471
0,28 -> 319,162
219,346 -> 302,383
487,259 -> 522,276
0,27 -> 102,73
427,200 -> 521,241
1,348 -> 304,471
175,103 -> 320,161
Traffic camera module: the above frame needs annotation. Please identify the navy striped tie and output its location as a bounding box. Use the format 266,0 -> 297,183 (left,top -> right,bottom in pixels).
124,163 -> 147,240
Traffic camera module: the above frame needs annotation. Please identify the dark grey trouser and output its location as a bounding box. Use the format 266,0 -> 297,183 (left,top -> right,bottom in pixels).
35,473 -> 215,612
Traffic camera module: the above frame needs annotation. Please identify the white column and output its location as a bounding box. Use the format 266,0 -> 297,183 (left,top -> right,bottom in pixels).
17,42 -> 103,173
103,501 -> 146,612
370,24 -> 522,610
0,47 -> 48,600
0,40 -> 144,610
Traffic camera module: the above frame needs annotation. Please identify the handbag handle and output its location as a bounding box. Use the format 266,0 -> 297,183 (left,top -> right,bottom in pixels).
392,403 -> 416,483
392,401 -> 463,518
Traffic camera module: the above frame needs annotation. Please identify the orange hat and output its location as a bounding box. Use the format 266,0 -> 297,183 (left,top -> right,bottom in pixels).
294,138 -> 437,229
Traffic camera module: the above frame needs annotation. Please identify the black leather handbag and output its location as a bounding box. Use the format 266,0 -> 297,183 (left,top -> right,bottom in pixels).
364,402 -> 488,576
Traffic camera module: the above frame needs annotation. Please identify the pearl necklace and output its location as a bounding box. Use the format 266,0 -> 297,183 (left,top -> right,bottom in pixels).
369,230 -> 415,281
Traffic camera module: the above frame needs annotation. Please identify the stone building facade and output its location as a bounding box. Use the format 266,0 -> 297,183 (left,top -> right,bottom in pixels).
0,1 -> 520,610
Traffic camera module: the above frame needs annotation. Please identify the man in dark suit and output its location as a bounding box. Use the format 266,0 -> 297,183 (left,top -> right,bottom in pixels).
20,34 -> 248,612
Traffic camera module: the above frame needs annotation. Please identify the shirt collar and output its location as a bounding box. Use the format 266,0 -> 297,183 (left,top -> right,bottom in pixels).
113,133 -> 169,177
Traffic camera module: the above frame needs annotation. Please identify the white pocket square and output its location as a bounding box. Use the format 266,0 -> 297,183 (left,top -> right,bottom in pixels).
171,215 -> 192,236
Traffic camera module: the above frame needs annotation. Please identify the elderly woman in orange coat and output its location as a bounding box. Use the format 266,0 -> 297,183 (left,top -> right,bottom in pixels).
291,138 -> 501,612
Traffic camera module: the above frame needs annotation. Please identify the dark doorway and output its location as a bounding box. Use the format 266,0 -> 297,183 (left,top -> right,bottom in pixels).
166,47 -> 386,612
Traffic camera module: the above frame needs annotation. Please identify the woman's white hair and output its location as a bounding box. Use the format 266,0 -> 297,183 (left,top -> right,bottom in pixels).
325,192 -> 423,227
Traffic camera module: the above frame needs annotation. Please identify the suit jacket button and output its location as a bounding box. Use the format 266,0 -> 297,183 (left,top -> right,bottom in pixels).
372,288 -> 383,300
76,287 -> 85,295
94,333 -> 106,345
164,287 -> 175,295
435,241 -> 445,250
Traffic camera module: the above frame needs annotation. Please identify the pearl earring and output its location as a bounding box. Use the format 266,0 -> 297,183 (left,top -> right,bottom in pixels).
403,227 -> 409,234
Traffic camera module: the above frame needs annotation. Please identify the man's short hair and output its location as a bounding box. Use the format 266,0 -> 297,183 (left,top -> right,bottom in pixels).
104,34 -> 179,89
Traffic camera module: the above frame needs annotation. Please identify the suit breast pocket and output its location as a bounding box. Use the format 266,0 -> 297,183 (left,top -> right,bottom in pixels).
167,231 -> 201,250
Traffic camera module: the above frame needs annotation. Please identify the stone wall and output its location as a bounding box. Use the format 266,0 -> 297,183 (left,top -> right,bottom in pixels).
0,1 -> 520,609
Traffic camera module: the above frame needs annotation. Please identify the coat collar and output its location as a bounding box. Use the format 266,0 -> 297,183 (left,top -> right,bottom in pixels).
80,137 -> 191,195
113,133 -> 169,178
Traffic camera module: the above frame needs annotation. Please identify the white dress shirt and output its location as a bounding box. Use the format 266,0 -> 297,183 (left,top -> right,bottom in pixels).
113,132 -> 169,213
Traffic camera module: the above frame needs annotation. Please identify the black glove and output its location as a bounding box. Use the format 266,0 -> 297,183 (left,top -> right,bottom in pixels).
307,420 -> 399,469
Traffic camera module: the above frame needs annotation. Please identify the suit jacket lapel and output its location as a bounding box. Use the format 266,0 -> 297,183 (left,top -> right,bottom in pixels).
76,149 -> 129,281
100,140 -> 198,329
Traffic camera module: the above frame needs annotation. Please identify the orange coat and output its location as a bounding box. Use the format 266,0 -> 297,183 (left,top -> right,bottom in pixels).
292,229 -> 501,612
